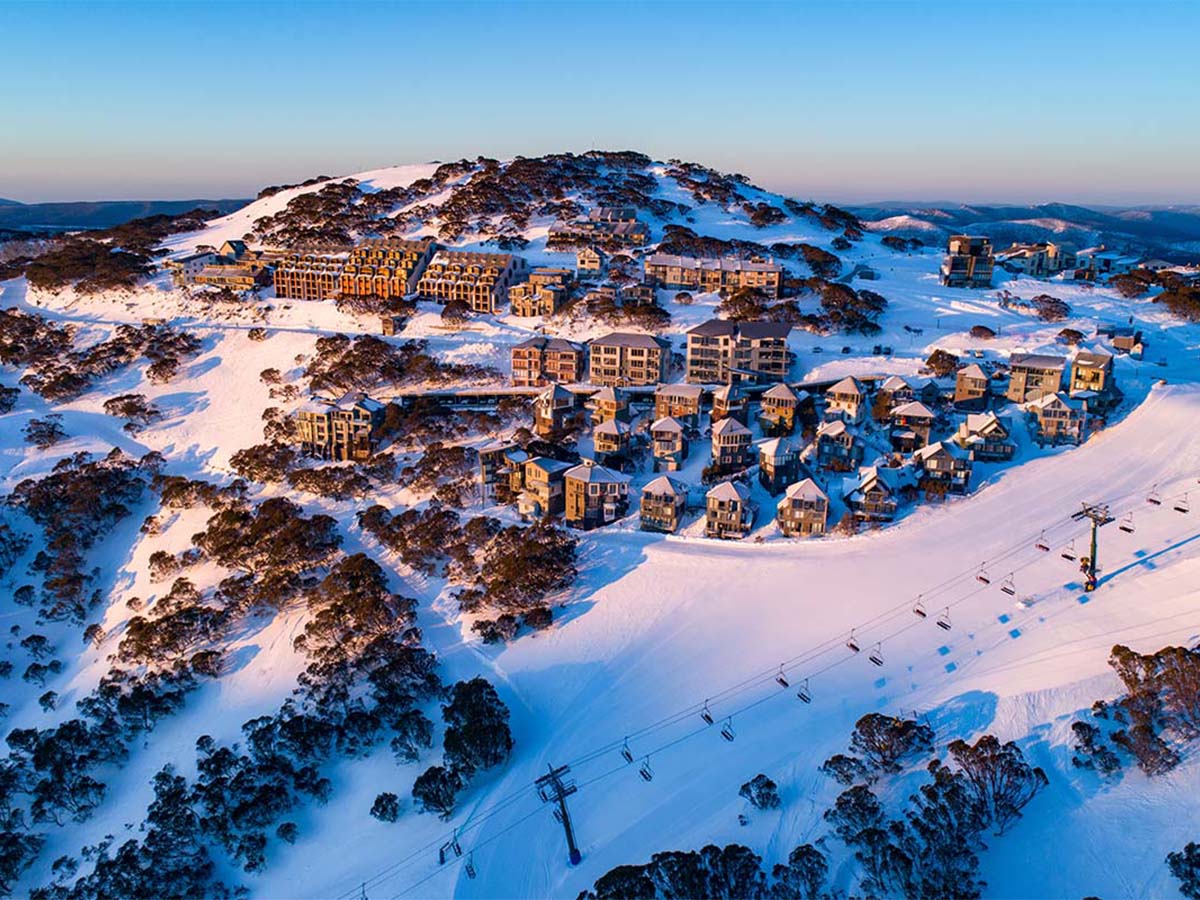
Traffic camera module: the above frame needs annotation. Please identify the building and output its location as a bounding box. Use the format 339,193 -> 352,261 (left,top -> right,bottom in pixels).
940,235 -> 994,288
913,441 -> 973,496
193,263 -> 272,292
564,460 -> 630,530
654,383 -> 703,427
812,419 -> 865,471
776,479 -> 829,537
517,457 -> 573,519
705,480 -> 755,539
954,363 -> 991,411
381,314 -> 408,336
549,208 -> 650,249
416,250 -> 527,314
877,375 -> 916,410
509,268 -> 573,317
588,332 -> 670,387
640,476 -> 688,533
759,383 -> 803,436
711,384 -> 748,424
996,241 -> 1076,277
825,376 -> 868,424
1076,246 -> 1139,280
592,418 -> 632,464
273,253 -> 346,301
165,250 -> 219,287
1070,351 -> 1119,409
478,441 -> 527,503
758,437 -> 801,495
533,383 -> 584,437
650,416 -> 689,472
889,400 -> 937,452
622,283 -> 658,307
954,412 -> 1015,461
337,238 -> 436,301
576,246 -> 605,277
1027,392 -> 1088,445
511,336 -> 586,387
685,319 -> 793,384
588,386 -> 630,424
844,465 -> 915,522
1006,354 -> 1066,404
1100,325 -> 1145,358
295,395 -> 385,461
710,416 -> 753,474
645,254 -> 784,299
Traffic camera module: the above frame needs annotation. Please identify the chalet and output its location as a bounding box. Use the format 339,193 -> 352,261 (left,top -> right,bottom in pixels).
478,441 -> 527,503
622,283 -> 658,307
1070,351 -> 1119,410
710,416 -> 753,474
1100,325 -> 1145,358
812,419 -> 864,471
685,319 -> 793,385
588,332 -> 670,387
517,457 -> 573,519
588,386 -> 630,424
913,441 -> 973,496
758,437 -> 801,495
776,478 -> 829,537
996,241 -> 1076,277
533,383 -> 584,437
940,235 -> 994,288
759,383 -> 802,436
705,480 -> 756,539
640,476 -> 688,533
576,246 -> 605,277
592,418 -> 632,463
1027,392 -> 1088,445
295,395 -> 385,461
877,375 -> 916,409
564,460 -> 630,530
889,400 -> 937,452
954,363 -> 991,411
711,384 -> 748,424
1006,354 -> 1065,404
954,412 -> 1015,461
646,254 -> 784,300
549,208 -> 650,249
825,376 -> 868,424
511,336 -> 586,387
654,383 -> 703,427
1076,246 -> 1138,280
844,465 -> 915,522
650,416 -> 689,471
416,250 -> 527,315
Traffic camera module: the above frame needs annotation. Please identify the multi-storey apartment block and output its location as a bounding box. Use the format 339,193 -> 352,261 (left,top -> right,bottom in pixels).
705,480 -> 755,539
640,475 -> 688,533
564,459 -> 630,530
194,263 -> 272,292
996,241 -> 1076,277
776,479 -> 829,537
510,337 -> 585,387
1006,354 -> 1066,403
337,238 -> 436,300
273,253 -> 346,301
509,267 -> 573,317
650,416 -> 689,472
416,250 -> 527,314
587,333 -> 670,386
516,456 -> 574,519
954,363 -> 991,411
1070,351 -> 1119,409
295,395 -> 386,461
645,254 -> 784,299
549,207 -> 650,249
940,235 -> 994,288
685,319 -> 792,384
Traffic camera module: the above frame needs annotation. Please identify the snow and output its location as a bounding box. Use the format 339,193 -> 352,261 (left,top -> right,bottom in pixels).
3,157 -> 1200,899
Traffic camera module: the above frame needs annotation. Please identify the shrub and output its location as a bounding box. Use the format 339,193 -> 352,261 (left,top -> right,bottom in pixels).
370,792 -> 401,823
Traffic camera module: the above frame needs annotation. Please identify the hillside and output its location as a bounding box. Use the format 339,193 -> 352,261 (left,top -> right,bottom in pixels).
1,152 -> 1199,900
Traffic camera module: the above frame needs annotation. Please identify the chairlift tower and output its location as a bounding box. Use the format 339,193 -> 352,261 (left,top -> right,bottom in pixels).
1071,502 -> 1114,592
536,763 -> 583,866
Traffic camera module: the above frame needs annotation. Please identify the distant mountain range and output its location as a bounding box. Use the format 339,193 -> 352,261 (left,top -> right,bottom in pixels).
848,202 -> 1200,262
0,198 -> 249,233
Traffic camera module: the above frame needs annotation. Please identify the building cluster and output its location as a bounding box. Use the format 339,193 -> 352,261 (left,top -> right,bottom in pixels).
166,240 -> 274,291
644,253 -> 784,299
548,206 -> 650,248
294,394 -> 386,461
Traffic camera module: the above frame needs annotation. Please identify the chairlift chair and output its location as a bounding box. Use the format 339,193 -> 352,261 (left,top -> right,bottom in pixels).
1035,531 -> 1051,552
720,718 -> 736,742
638,757 -> 654,782
1119,513 -> 1135,534
620,739 -> 633,764
868,643 -> 884,667
912,597 -> 927,619
464,854 -> 477,880
1061,539 -> 1077,562
1000,574 -> 1016,596
1174,493 -> 1190,514
846,629 -> 861,654
775,665 -> 790,689
1147,485 -> 1163,506
936,608 -> 952,631
700,700 -> 714,726
797,678 -> 812,704
975,563 -> 991,585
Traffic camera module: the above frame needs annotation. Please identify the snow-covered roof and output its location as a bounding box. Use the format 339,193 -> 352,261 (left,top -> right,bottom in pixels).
707,480 -> 751,503
654,383 -> 703,399
958,363 -> 987,380
1010,353 -> 1065,370
590,332 -> 664,350
816,419 -> 850,438
643,475 -> 686,496
891,400 -> 935,419
526,456 -> 575,476
594,419 -> 630,436
827,376 -> 865,397
880,375 -> 911,392
591,387 -> 625,403
780,478 -> 827,505
648,254 -> 783,274
713,416 -> 751,437
1028,391 -> 1085,412
1072,350 -> 1113,368
962,411 -> 1008,435
759,436 -> 796,459
763,383 -> 799,402
566,460 -> 629,484
651,416 -> 684,433
914,440 -> 969,463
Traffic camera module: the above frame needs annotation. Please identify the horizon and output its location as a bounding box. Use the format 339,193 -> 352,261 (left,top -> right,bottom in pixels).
3,0 -> 1199,206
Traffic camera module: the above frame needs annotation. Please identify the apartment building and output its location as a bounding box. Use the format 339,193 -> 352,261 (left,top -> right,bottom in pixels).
295,395 -> 385,461
516,457 -> 573,519
650,416 -> 689,472
549,207 -> 650,248
587,332 -> 670,386
646,254 -> 784,299
510,337 -> 585,387
337,238 -> 436,300
273,254 -> 346,301
193,263 -> 272,292
576,246 -> 605,277
940,235 -> 994,288
654,383 -> 703,426
996,241 -> 1076,277
1006,354 -> 1066,403
1070,351 -> 1119,409
640,475 -> 688,533
954,363 -> 991,411
509,267 -> 573,317
777,479 -> 829,537
710,416 -> 752,474
564,460 -> 630,530
758,437 -> 801,495
685,319 -> 793,384
416,250 -> 527,314
705,480 -> 755,539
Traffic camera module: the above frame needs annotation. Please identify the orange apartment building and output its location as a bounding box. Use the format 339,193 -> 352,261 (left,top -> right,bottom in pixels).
511,336 -> 586,387
337,237 -> 436,300
416,250 -> 528,314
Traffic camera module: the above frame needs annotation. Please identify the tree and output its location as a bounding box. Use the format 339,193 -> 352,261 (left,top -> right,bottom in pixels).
770,844 -> 827,899
23,415 -> 67,449
411,766 -> 463,819
1168,842 -> 1200,900
820,753 -> 870,786
370,792 -> 401,823
441,678 -> 514,777
849,713 -> 935,776
738,774 -> 781,810
945,734 -> 1047,835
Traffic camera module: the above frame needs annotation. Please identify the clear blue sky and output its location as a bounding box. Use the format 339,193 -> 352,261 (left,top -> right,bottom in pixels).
2,0 -> 1198,206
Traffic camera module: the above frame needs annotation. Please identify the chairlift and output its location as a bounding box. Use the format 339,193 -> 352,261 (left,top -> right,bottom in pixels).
1174,493 -> 1190,514
846,629 -> 861,654
1000,574 -> 1016,596
1017,595 -> 1036,610
912,596 -> 927,619
936,607 -> 952,631
1035,531 -> 1051,552
975,563 -> 991,585
1119,513 -> 1135,534
775,664 -> 790,689
868,643 -> 884,667
464,854 -> 477,880
720,718 -> 736,742
1147,485 -> 1163,506
797,678 -> 812,704
1061,539 -> 1077,562
700,700 -> 714,726
620,739 -> 633,764
638,757 -> 654,782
